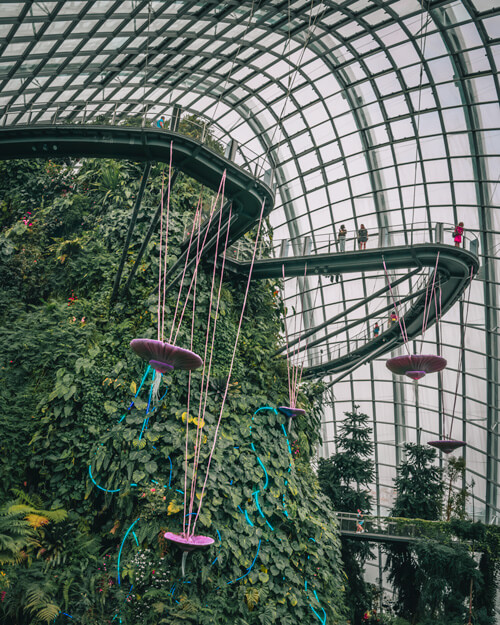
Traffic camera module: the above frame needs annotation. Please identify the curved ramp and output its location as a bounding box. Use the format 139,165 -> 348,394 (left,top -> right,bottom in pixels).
227,242 -> 479,379
0,124 -> 275,246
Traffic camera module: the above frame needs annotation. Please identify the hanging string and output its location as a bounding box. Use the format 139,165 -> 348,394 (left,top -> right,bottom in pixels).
420,252 -> 440,350
187,205 -> 233,538
382,257 -> 411,354
191,199 -> 266,537
142,0 -> 153,123
171,171 -> 227,346
290,264 -> 308,407
292,278 -> 321,406
157,166 -> 165,340
282,265 -> 293,407
183,209 -> 203,535
161,142 -> 173,341
258,0 -> 327,177
168,194 -> 203,344
409,0 -> 432,233
186,194 -> 227,534
211,0 -> 257,124
447,266 -> 474,439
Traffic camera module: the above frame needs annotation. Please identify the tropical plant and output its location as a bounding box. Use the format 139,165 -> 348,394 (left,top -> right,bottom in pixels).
318,405 -> 375,625
0,152 -> 346,624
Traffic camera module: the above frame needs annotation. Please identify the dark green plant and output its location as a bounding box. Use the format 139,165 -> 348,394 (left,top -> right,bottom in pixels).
391,444 -> 443,521
385,444 -> 443,623
0,154 -> 346,624
318,405 -> 375,625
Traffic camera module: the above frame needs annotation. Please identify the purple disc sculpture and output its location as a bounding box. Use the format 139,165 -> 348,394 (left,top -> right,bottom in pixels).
386,354 -> 447,380
278,406 -> 306,419
428,439 -> 465,454
130,339 -> 202,373
163,532 -> 214,552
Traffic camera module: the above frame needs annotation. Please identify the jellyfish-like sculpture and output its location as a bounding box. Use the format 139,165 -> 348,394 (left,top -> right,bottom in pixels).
386,354 -> 447,380
278,406 -> 306,431
164,532 -> 215,577
130,339 -> 202,373
427,439 -> 465,454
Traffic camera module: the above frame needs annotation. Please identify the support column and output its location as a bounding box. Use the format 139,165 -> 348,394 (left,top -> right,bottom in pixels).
111,162 -> 152,303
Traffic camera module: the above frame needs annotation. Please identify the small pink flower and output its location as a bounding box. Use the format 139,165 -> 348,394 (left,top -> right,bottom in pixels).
151,488 -> 156,492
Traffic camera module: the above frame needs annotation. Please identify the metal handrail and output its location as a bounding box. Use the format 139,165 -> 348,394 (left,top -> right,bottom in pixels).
228,222 -> 479,262
0,101 -> 273,186
336,512 -> 455,542
226,222 -> 479,368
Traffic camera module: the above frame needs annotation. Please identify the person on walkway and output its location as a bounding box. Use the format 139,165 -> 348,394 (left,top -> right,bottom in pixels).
156,115 -> 166,129
356,509 -> 365,533
373,322 -> 380,337
453,221 -> 464,247
338,224 -> 347,252
358,224 -> 368,250
389,311 -> 398,327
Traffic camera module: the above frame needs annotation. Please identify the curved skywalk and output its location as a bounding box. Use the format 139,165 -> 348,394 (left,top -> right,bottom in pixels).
227,224 -> 479,380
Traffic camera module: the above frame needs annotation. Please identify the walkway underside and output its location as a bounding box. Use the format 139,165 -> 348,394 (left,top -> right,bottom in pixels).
226,243 -> 479,378
0,125 -> 274,250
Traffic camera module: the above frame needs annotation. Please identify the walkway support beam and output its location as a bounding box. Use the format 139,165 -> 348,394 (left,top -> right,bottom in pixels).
111,162 -> 152,303
124,170 -> 179,295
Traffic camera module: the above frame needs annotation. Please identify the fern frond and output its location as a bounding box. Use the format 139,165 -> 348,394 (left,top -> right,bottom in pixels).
35,603 -> 60,623
26,514 -> 50,529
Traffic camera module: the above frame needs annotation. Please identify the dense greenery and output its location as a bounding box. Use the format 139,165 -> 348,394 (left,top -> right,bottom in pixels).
0,156 -> 345,623
384,444 -> 498,625
318,406 -> 374,625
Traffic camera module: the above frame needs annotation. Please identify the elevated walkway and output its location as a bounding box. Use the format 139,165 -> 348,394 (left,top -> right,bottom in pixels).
226,224 -> 479,379
0,123 -> 275,250
336,512 -> 462,545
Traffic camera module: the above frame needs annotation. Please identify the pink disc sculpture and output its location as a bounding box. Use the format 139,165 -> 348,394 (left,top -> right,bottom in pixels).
278,406 -> 306,419
278,406 -> 305,431
386,354 -> 447,380
163,532 -> 214,552
428,439 -> 465,454
130,339 -> 202,373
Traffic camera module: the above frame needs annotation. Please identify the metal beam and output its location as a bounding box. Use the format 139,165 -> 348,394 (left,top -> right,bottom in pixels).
111,162 -> 152,303
274,268 -> 421,356
123,169 -> 179,295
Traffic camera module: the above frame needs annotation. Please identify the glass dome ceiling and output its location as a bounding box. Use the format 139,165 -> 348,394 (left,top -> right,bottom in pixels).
0,0 -> 499,524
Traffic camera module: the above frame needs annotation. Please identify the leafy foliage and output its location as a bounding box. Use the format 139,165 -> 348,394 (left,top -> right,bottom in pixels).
0,154 -> 345,623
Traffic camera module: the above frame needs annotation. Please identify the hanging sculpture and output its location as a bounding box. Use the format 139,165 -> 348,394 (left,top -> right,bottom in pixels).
383,253 -> 446,380
427,268 -> 474,454
385,353 -> 447,380
427,439 -> 465,454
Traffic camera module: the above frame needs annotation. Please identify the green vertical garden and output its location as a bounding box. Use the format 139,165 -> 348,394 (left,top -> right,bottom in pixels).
0,156 -> 345,624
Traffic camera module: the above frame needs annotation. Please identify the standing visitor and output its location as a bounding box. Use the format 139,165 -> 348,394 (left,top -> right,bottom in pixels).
356,509 -> 365,533
156,115 -> 166,129
373,322 -> 380,338
358,224 -> 368,250
338,224 -> 347,252
453,221 -> 464,248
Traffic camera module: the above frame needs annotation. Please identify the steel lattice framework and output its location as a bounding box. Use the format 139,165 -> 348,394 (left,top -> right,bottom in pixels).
0,0 -> 499,539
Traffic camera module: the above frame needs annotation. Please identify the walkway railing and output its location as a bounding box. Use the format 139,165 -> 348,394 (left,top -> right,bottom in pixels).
336,512 -> 462,543
292,269 -> 430,367
228,222 -> 479,368
0,101 -> 273,186
228,222 -> 479,262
